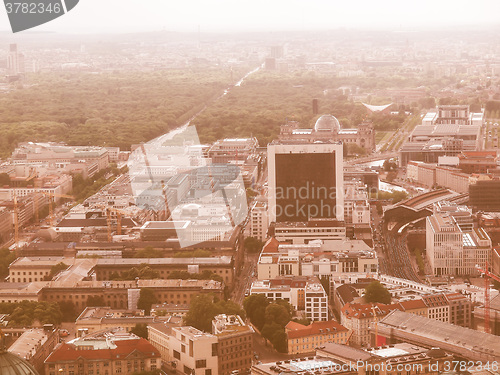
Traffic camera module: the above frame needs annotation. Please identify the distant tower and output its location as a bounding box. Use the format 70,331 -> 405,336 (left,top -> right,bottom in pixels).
312,99 -> 319,115
7,44 -> 24,76
270,45 -> 284,59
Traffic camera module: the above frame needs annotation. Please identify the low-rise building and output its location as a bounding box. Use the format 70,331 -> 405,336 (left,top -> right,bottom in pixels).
257,239 -> 377,282
169,326 -> 218,375
9,257 -> 72,283
94,256 -> 234,285
8,327 -> 59,375
250,276 -> 329,322
285,320 -> 350,354
376,310 -> 500,362
75,307 -> 182,335
45,331 -> 160,375
251,342 -> 453,375
212,314 -> 254,375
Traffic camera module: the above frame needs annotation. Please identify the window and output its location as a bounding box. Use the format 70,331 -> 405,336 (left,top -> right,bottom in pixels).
205,370 -> 212,375
173,350 -> 180,360
196,360 -> 207,368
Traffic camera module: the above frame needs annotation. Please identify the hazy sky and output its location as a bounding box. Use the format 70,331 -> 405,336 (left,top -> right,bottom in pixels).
1,0 -> 500,34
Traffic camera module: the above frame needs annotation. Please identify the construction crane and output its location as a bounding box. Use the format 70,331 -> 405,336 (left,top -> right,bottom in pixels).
476,262 -> 500,334
91,204 -> 130,241
40,192 -> 75,227
13,191 -> 18,249
371,304 -> 381,346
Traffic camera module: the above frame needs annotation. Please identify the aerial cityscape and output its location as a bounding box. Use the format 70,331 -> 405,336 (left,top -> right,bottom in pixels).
0,1 -> 499,375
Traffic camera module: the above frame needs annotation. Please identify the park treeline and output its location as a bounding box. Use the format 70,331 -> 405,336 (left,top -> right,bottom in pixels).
0,68 -> 471,157
0,67 -> 243,157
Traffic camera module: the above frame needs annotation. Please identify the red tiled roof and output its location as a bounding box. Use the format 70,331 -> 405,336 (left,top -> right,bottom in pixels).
399,299 -> 426,310
286,320 -> 348,340
45,339 -> 160,363
341,302 -> 403,319
262,237 -> 280,253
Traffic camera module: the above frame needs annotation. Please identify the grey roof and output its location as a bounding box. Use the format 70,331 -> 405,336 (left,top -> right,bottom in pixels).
57,218 -> 136,228
96,256 -> 232,266
317,342 -> 371,361
0,351 -> 39,375
378,310 -> 500,359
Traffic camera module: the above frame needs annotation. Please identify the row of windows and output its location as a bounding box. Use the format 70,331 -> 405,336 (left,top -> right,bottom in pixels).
12,270 -> 50,276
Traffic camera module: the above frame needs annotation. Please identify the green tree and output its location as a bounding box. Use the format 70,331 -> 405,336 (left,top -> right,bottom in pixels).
0,248 -> 17,280
364,281 -> 392,304
243,294 -> 270,331
264,303 -> 290,327
8,301 -> 63,326
133,247 -> 164,258
58,300 -> 77,322
320,275 -> 330,298
184,294 -> 245,333
185,294 -> 220,332
244,237 -> 264,253
137,288 -> 157,315
131,323 -> 148,339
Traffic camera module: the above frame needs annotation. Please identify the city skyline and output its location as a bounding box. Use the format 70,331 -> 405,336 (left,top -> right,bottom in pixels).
0,0 -> 500,35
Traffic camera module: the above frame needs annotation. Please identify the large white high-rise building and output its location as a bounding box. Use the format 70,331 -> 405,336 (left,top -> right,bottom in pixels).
426,202 -> 491,276
267,141 -> 344,224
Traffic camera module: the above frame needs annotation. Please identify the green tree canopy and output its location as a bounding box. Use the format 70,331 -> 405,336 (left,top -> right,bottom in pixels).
137,288 -> 157,315
0,249 -> 17,280
244,237 -> 264,253
133,247 -> 164,258
185,294 -> 246,333
7,301 -> 63,326
364,281 -> 392,304
131,323 -> 148,339
264,303 -> 290,327
243,294 -> 270,331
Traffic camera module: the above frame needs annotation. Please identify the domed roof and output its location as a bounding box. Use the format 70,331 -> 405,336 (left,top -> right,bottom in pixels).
0,351 -> 39,375
314,115 -> 341,132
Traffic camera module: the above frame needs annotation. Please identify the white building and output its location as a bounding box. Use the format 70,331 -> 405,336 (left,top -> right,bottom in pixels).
273,219 -> 347,244
257,239 -> 377,281
250,276 -> 329,321
344,180 -> 370,225
426,203 -> 491,276
169,326 -> 218,375
248,199 -> 269,242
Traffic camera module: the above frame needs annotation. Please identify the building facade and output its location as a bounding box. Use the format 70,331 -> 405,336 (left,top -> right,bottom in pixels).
268,141 -> 344,223
285,320 -> 350,354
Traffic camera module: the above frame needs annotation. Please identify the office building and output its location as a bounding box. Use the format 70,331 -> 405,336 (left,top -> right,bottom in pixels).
426,203 -> 491,276
212,314 -> 253,375
7,43 -> 24,76
169,326 -> 218,375
248,199 -> 269,242
470,177 -> 500,212
268,141 -> 344,223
